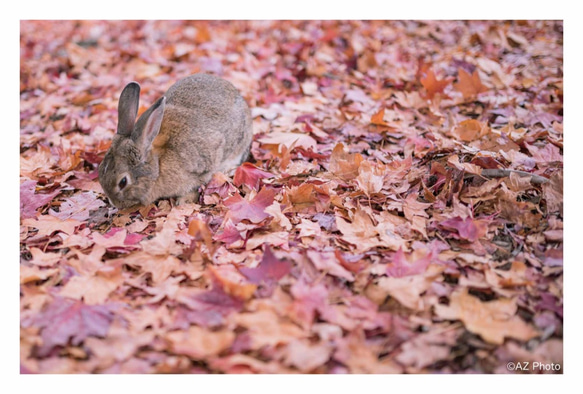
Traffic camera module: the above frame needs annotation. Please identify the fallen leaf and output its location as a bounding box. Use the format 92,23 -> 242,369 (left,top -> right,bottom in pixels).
167,326 -> 235,359
434,289 -> 539,344
223,187 -> 277,224
233,162 -> 274,191
451,119 -> 490,142
307,249 -> 354,281
420,68 -> 452,99
329,142 -> 364,181
29,297 -> 114,356
20,180 -> 61,219
454,68 -> 488,99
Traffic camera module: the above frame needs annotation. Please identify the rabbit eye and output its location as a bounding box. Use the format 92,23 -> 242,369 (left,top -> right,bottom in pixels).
118,176 -> 128,190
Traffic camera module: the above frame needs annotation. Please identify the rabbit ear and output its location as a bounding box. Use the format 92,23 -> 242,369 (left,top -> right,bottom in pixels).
117,82 -> 141,136
132,96 -> 166,153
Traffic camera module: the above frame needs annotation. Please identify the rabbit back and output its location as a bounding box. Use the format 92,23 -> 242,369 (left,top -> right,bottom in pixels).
148,74 -> 252,199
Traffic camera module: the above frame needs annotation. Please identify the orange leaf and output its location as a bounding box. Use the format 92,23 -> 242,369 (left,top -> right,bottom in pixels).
454,68 -> 488,99
370,108 -> 388,126
420,69 -> 451,99
329,143 -> 364,181
451,119 -> 490,142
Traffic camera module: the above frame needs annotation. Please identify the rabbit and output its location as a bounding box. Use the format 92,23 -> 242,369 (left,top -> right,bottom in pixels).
98,73 -> 253,209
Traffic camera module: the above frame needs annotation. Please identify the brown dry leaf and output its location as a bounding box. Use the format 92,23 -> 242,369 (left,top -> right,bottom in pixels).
166,326 -> 235,359
543,171 -> 563,214
420,68 -> 452,99
454,68 -> 488,99
329,142 -> 364,181
371,264 -> 445,310
335,209 -> 380,252
356,160 -> 385,196
234,309 -> 305,349
281,339 -> 333,372
307,250 -> 355,282
257,131 -> 317,151
370,108 -> 389,126
22,216 -> 80,237
334,330 -> 402,373
20,265 -> 59,284
434,289 -> 539,344
59,268 -> 122,305
451,119 -> 490,142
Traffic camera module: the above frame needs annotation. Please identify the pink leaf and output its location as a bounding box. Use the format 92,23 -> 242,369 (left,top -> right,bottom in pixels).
20,180 -> 60,219
224,187 -> 277,224
233,162 -> 274,190
29,297 -> 114,356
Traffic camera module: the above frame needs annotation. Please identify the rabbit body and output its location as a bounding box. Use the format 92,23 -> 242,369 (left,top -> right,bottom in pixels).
99,74 -> 252,209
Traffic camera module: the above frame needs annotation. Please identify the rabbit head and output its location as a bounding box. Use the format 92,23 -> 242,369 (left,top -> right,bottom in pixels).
98,82 -> 166,209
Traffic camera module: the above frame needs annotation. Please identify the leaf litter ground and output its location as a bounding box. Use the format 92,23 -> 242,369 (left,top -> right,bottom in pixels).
20,20 -> 563,374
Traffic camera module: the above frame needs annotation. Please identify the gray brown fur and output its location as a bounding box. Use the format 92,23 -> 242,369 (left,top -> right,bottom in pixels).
98,73 -> 253,209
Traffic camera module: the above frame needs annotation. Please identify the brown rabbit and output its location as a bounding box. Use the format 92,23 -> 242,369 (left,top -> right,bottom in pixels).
98,74 -> 253,209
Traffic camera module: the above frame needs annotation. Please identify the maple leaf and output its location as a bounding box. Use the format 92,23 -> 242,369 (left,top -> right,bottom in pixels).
283,182 -> 329,213
59,263 -> 123,305
207,265 -> 257,300
450,119 -> 490,142
371,264 -> 445,311
282,339 -> 333,372
370,107 -> 389,126
214,219 -> 244,247
386,247 -> 433,278
356,160 -> 384,196
336,209 -> 405,253
233,162 -> 274,190
49,191 -> 105,221
307,249 -> 354,282
28,247 -> 63,267
454,68 -> 488,99
333,329 -> 402,373
238,245 -> 292,296
329,142 -> 364,181
542,171 -> 563,214
202,171 -> 238,204
30,297 -> 114,356
434,289 -> 539,344
22,215 -> 80,237
234,309 -> 305,349
257,131 -> 317,151
177,281 -> 245,328
288,279 -> 329,329
167,326 -> 235,359
223,187 -> 277,224
21,265 -> 59,284
420,68 -> 452,99
439,216 -> 490,242
524,142 -> 563,164
20,180 -> 61,219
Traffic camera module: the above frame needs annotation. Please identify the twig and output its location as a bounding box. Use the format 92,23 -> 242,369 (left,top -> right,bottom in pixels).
481,169 -> 549,185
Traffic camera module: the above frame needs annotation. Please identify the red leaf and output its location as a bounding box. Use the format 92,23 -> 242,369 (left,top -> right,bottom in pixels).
233,163 -> 274,190
238,245 -> 292,292
177,281 -> 245,328
439,217 -> 489,242
224,187 -> 277,224
30,297 -> 114,356
214,219 -> 244,246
